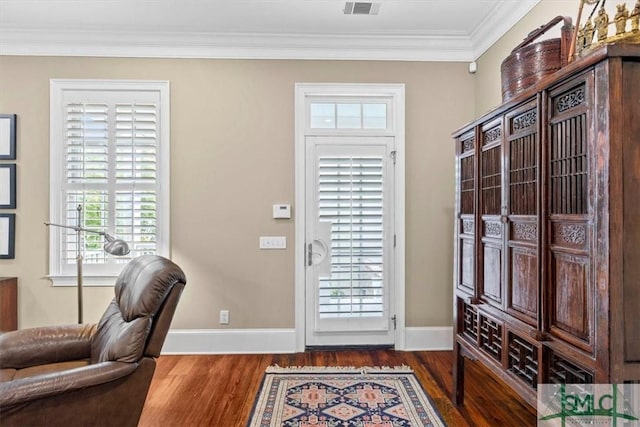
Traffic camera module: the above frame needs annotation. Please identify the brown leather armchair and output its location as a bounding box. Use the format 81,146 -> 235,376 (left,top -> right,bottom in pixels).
0,255 -> 186,427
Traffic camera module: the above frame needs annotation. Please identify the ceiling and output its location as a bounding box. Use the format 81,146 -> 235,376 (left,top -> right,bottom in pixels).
0,0 -> 541,61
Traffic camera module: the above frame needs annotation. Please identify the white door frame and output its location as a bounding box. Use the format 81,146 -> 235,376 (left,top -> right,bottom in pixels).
294,83 -> 406,351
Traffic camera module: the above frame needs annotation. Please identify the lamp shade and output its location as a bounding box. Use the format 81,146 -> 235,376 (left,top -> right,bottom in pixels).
103,234 -> 130,256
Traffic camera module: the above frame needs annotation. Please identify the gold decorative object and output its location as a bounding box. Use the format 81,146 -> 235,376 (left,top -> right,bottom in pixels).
595,6 -> 610,40
568,0 -> 599,61
632,1 -> 640,31
572,0 -> 640,60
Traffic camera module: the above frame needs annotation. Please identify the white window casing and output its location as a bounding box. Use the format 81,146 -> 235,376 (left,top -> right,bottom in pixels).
49,79 -> 170,285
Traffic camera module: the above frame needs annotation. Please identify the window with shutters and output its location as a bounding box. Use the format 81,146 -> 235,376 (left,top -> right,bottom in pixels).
49,80 -> 170,285
317,156 -> 384,318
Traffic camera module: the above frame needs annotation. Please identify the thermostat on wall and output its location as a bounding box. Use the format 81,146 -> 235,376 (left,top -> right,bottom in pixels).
273,204 -> 291,219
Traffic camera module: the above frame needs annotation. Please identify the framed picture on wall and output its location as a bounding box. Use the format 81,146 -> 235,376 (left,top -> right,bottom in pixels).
0,213 -> 15,259
0,114 -> 17,160
0,164 -> 16,209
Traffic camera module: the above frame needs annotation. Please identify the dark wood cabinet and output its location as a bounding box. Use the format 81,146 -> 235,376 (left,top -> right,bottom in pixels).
452,43 -> 640,407
0,277 -> 17,332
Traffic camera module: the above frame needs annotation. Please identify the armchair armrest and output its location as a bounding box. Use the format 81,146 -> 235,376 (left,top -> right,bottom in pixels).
0,361 -> 137,408
0,324 -> 97,369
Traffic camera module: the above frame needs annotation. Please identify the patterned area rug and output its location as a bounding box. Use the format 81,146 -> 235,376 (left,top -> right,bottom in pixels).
247,366 -> 446,426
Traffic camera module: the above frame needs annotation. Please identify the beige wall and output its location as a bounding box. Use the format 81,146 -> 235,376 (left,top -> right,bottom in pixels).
0,56 -> 474,331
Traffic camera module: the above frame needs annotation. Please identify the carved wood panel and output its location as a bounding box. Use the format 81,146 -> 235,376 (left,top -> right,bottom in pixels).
509,247 -> 538,322
551,222 -> 588,249
553,84 -> 586,115
550,252 -> 592,347
512,222 -> 537,242
461,218 -> 474,235
461,136 -> 475,154
460,240 -> 474,292
510,110 -> 537,133
482,244 -> 502,304
484,221 -> 501,238
483,126 -> 502,146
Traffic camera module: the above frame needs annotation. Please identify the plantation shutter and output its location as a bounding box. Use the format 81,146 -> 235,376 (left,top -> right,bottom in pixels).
60,94 -> 160,274
317,156 -> 385,319
64,102 -> 110,266
114,103 -> 158,258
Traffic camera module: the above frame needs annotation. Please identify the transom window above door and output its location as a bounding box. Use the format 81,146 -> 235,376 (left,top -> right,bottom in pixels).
308,99 -> 391,131
310,103 -> 387,129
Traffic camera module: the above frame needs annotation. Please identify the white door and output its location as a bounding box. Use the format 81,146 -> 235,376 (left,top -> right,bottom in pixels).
305,136 -> 395,346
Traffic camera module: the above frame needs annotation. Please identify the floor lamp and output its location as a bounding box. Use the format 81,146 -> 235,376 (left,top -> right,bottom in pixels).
45,205 -> 130,324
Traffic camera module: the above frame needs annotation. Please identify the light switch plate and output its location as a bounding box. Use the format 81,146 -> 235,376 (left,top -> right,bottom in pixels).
259,236 -> 286,249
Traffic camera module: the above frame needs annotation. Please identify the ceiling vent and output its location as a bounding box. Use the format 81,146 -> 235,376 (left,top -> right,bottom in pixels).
344,2 -> 380,15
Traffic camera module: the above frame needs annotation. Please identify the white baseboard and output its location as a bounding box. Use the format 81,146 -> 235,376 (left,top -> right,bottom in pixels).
162,326 -> 453,354
161,329 -> 298,354
404,326 -> 454,351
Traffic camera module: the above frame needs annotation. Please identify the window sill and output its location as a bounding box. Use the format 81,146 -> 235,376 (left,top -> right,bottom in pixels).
47,275 -> 119,287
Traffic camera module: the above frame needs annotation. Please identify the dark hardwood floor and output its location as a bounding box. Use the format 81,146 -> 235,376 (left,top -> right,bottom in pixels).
139,350 -> 536,426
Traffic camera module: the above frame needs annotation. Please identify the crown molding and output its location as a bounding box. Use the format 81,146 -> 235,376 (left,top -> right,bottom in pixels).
0,29 -> 474,61
470,0 -> 542,59
0,2 -> 540,62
